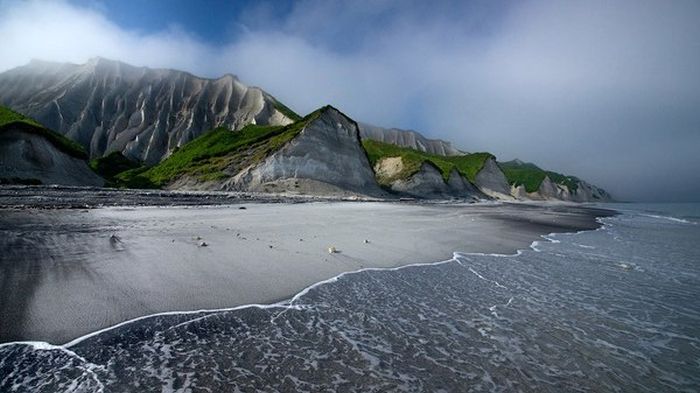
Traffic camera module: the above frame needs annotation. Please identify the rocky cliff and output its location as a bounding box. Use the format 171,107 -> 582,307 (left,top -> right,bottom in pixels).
501,160 -> 612,202
358,123 -> 463,156
511,177 -> 612,202
0,58 -> 296,164
473,158 -> 513,199
224,107 -> 384,196
0,60 -> 612,202
0,122 -> 103,186
374,158 -> 482,199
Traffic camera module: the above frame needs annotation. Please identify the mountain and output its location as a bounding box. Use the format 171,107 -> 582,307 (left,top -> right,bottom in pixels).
363,140 -> 491,200
0,59 -> 611,202
117,106 -> 385,197
0,106 -> 103,186
0,58 -> 297,164
499,160 -> 612,202
358,123 -> 464,156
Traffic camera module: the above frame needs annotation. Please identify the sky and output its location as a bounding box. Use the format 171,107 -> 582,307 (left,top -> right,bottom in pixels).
0,0 -> 699,201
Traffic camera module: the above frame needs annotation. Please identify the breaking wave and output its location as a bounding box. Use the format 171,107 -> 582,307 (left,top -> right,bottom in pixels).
2,210 -> 699,392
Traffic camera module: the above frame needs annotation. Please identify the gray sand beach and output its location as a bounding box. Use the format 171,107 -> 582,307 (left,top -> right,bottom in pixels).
0,200 -> 612,344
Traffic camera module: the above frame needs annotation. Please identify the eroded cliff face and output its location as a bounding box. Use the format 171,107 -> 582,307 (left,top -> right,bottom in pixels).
474,158 -> 513,199
511,177 -> 613,202
222,107 -> 384,196
358,123 -> 463,156
0,58 -> 295,164
376,160 -> 482,200
0,127 -> 103,186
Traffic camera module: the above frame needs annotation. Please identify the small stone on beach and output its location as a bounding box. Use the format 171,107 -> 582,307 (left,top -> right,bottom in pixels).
199,241 -> 208,247
328,246 -> 337,254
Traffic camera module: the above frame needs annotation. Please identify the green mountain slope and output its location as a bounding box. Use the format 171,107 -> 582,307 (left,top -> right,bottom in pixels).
114,109 -> 324,188
0,106 -> 87,159
499,160 -> 579,193
362,140 -> 493,184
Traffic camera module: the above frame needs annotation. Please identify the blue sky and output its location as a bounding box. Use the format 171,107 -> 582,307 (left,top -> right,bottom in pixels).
69,0 -> 295,45
1,0 -> 699,201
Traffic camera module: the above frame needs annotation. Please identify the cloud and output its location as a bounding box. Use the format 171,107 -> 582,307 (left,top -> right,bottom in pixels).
0,0 -> 215,74
0,0 -> 699,201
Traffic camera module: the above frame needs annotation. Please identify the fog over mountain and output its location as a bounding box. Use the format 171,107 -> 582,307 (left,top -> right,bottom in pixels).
1,0 -> 698,201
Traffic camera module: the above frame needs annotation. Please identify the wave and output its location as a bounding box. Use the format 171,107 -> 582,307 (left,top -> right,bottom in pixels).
641,213 -> 695,224
0,211 -> 626,392
0,216 -> 605,352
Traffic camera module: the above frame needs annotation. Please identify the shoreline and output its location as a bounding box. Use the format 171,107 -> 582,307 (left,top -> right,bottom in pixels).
3,228 -> 604,352
0,201 -> 615,344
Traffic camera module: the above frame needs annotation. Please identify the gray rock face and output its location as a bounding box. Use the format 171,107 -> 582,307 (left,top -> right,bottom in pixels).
389,164 -> 482,199
510,176 -> 612,202
573,180 -> 613,202
358,122 -> 464,156
0,126 -> 103,186
538,176 -> 563,200
225,107 -> 384,196
474,158 -> 513,199
0,58 -> 295,164
540,177 -> 612,202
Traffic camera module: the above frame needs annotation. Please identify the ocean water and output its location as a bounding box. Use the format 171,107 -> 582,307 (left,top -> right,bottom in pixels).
1,204 -> 699,392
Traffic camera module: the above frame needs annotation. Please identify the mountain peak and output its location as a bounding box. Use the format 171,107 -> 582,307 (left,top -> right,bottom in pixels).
0,58 -> 297,164
357,122 -> 465,156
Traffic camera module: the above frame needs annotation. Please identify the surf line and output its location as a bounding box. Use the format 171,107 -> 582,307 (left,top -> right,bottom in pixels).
0,215 -> 613,353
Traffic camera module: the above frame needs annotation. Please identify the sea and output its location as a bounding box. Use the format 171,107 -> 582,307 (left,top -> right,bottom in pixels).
0,203 -> 698,392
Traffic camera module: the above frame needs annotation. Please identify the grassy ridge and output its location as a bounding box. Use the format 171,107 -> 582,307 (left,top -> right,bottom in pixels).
362,140 -> 493,184
0,106 -> 87,159
499,160 -> 579,193
115,109 -> 323,188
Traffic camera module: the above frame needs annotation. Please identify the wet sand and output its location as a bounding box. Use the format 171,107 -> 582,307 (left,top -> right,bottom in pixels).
0,200 -> 613,344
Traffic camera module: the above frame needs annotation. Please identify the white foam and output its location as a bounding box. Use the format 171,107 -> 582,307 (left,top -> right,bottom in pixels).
0,208 -> 613,354
642,214 -> 694,224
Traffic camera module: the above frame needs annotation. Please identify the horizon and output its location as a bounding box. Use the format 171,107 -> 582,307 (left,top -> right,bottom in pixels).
1,0 -> 699,202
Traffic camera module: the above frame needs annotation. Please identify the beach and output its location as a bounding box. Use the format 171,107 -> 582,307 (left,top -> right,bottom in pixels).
0,199 -> 611,344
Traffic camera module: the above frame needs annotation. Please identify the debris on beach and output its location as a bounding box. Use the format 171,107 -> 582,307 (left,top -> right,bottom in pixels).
268,245 -> 273,249
109,234 -> 125,251
239,206 -> 247,210
364,239 -> 370,244
199,241 -> 208,247
328,246 -> 337,254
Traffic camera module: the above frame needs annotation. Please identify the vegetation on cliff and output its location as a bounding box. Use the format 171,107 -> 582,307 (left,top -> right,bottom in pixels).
113,109 -> 324,188
362,140 -> 492,185
0,106 -> 87,159
499,160 -> 579,193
